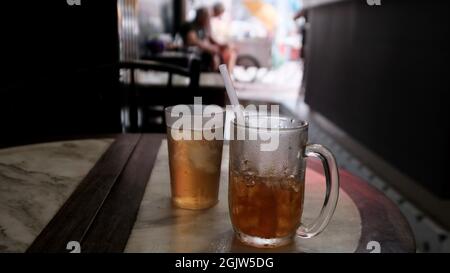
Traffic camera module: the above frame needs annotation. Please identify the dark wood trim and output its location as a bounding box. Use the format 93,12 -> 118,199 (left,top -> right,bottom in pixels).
27,134 -> 141,253
307,159 -> 416,253
81,134 -> 164,252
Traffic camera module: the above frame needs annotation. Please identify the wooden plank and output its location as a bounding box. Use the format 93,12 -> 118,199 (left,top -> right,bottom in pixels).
307,159 -> 415,253
81,134 -> 164,252
27,134 -> 141,253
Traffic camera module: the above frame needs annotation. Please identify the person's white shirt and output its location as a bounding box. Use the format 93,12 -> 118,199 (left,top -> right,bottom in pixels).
210,16 -> 230,44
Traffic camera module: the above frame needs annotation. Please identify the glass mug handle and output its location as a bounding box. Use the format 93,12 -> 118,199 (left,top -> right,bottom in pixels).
297,144 -> 340,238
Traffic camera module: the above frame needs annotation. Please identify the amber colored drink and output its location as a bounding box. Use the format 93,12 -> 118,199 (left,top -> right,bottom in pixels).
229,171 -> 304,239
167,129 -> 223,209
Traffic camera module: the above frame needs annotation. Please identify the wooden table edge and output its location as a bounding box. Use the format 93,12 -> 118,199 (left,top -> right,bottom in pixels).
308,160 -> 416,253
26,134 -> 415,253
26,133 -> 164,253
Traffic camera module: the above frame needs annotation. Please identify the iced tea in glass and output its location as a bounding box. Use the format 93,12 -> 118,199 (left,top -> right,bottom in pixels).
229,115 -> 340,248
165,105 -> 225,210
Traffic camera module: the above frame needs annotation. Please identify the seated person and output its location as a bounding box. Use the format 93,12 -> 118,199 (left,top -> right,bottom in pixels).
211,2 -> 236,72
180,7 -> 235,72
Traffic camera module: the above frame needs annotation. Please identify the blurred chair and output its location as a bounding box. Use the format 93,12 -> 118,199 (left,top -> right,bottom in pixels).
141,49 -> 200,69
118,59 -> 225,133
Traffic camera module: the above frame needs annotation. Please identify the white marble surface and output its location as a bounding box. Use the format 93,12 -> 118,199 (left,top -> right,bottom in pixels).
125,140 -> 361,253
0,139 -> 113,252
0,138 -> 362,253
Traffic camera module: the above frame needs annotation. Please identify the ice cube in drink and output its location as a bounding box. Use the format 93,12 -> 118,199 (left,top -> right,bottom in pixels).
167,128 -> 223,209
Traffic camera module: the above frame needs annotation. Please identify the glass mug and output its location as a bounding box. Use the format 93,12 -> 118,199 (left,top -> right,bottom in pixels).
229,115 -> 339,248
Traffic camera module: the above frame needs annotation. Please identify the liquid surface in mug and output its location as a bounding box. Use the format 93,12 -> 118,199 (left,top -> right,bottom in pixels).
229,171 -> 304,239
167,128 -> 223,209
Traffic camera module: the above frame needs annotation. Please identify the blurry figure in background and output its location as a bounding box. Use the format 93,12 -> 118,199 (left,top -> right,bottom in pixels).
211,2 -> 227,44
180,8 -> 217,71
293,7 -> 308,60
210,2 -> 236,72
180,6 -> 236,72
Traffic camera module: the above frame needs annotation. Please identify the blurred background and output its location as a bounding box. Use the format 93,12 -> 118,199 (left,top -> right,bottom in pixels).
0,0 -> 449,252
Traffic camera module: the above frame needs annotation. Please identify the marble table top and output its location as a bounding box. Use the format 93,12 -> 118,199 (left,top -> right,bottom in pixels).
125,140 -> 362,253
0,139 -> 113,252
0,136 -> 414,253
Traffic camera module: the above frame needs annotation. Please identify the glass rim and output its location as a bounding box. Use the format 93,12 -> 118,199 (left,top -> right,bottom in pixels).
232,115 -> 308,131
164,104 -> 225,116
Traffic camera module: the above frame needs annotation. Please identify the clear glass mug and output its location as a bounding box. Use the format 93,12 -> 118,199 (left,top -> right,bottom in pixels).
229,115 -> 339,248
